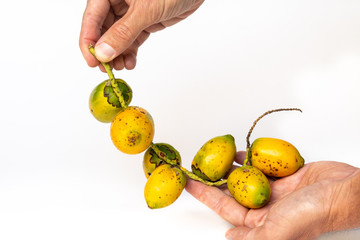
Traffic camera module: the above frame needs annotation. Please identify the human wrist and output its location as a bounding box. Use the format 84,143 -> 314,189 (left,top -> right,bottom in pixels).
325,168 -> 360,233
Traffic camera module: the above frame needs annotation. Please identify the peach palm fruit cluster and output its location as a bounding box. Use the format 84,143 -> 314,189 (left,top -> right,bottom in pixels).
88,45 -> 304,209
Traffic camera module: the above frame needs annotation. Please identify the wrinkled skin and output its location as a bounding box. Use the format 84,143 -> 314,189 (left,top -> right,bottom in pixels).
186,151 -> 360,240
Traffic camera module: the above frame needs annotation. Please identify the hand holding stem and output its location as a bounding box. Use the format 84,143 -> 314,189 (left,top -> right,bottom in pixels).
89,44 -> 127,109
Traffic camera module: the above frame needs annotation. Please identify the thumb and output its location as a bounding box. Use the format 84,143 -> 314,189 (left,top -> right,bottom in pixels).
94,9 -> 148,62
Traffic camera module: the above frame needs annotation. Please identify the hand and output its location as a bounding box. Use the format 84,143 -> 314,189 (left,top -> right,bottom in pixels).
186,151 -> 360,240
79,0 -> 204,71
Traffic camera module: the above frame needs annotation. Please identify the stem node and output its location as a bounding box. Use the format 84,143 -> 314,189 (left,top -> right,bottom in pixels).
150,143 -> 227,187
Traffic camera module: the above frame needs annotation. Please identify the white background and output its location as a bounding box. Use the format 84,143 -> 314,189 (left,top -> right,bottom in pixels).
0,0 -> 360,239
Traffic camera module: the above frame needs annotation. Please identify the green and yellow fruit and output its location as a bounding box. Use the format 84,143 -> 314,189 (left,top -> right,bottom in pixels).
89,79 -> 132,123
144,164 -> 186,209
143,143 -> 181,178
246,137 -> 304,177
227,165 -> 271,209
110,106 -> 154,154
192,134 -> 236,182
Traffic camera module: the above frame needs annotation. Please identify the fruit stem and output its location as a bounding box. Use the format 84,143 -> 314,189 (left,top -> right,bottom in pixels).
150,143 -> 227,187
246,108 -> 302,149
88,44 -> 128,109
180,167 -> 228,187
243,147 -> 252,166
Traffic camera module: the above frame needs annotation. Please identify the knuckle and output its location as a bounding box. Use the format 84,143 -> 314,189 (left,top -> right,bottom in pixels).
214,196 -> 230,216
112,23 -> 134,43
197,187 -> 212,203
84,12 -> 103,30
133,38 -> 140,49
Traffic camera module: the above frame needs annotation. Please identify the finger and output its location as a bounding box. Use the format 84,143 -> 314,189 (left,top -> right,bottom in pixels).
124,53 -> 137,70
226,225 -> 274,240
94,7 -> 150,62
226,226 -> 253,240
234,151 -> 247,165
145,1 -> 203,32
119,30 -> 150,69
98,63 -> 106,73
101,10 -> 116,35
98,61 -> 114,73
110,1 -> 129,17
223,150 -> 249,179
227,223 -> 298,240
145,23 -> 166,33
223,164 -> 240,180
243,166 -> 311,228
185,179 -> 248,226
79,0 -> 110,67
113,55 -> 125,70
267,164 -> 310,200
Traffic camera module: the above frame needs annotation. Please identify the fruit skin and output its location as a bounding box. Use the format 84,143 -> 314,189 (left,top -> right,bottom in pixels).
110,106 -> 154,154
143,143 -> 181,178
227,165 -> 271,209
144,164 -> 186,209
89,79 -> 132,123
248,137 -> 304,177
191,134 -> 236,182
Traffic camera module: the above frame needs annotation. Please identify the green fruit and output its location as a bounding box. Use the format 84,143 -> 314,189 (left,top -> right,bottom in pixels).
144,164 -> 186,209
227,165 -> 271,209
143,143 -> 181,178
192,134 -> 236,181
89,79 -> 132,123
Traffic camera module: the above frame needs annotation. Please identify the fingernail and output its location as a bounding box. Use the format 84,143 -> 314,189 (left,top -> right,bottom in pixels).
95,42 -> 115,62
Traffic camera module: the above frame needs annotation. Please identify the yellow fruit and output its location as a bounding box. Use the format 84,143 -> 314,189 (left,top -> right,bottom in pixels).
247,138 -> 304,177
244,108 -> 304,177
110,106 -> 154,154
144,164 -> 186,209
227,165 -> 271,209
143,143 -> 181,178
191,135 -> 236,181
89,79 -> 132,123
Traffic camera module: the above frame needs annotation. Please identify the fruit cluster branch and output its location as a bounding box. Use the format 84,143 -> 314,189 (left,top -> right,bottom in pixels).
88,45 -> 128,109
150,143 -> 227,187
